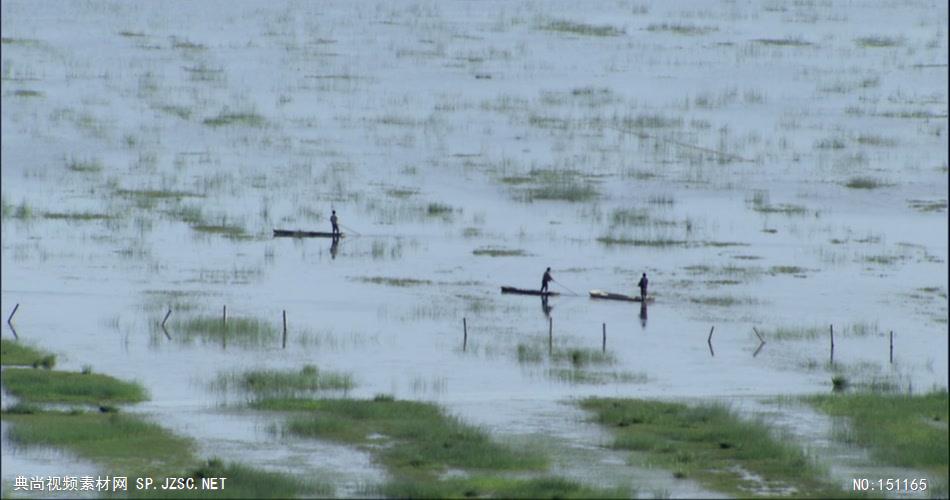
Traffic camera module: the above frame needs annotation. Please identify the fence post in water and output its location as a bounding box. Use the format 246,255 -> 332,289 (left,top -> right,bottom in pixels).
602,323 -> 606,353
223,305 -> 227,326
463,317 -> 467,352
7,303 -> 18,325
161,308 -> 172,329
889,331 -> 893,364
282,310 -> 287,349
829,324 -> 834,364
707,326 -> 715,357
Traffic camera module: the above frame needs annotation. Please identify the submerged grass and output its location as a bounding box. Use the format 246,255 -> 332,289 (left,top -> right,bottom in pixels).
506,169 -> 599,203
541,20 -> 624,37
844,176 -> 888,189
214,365 -> 354,395
805,391 -> 948,491
581,398 -> 843,497
472,247 -> 529,257
2,368 -> 147,404
255,397 -> 546,473
173,315 -> 278,347
355,276 -> 433,287
1,340 -> 55,368
135,459 -> 329,498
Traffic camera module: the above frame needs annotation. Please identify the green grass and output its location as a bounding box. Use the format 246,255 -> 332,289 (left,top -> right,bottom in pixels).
203,111 -> 265,127
541,20 -> 624,37
689,295 -> 757,307
42,211 -> 113,221
770,265 -> 807,275
597,236 -> 688,247
581,398 -> 843,497
805,391 -> 948,492
609,208 -> 651,226
67,159 -> 103,173
767,322 -> 877,340
472,247 -> 529,257
12,89 -> 43,97
1,340 -> 55,368
173,315 -> 278,347
907,199 -> 947,213
381,475 -> 628,499
2,410 -> 193,476
2,368 -> 147,404
752,37 -> 812,46
426,202 -> 456,217
855,36 -> 903,48
646,23 -> 716,35
355,276 -> 433,287
509,169 -> 599,203
844,176 -> 888,189
255,397 -> 546,473
191,222 -> 249,239
545,368 -> 646,385
214,365 -> 354,395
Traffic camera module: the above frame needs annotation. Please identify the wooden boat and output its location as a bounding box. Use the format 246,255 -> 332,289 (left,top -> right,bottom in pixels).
589,289 -> 653,302
500,286 -> 559,297
273,229 -> 344,238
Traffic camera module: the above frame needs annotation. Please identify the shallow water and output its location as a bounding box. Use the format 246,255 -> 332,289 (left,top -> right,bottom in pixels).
2,0 -> 947,495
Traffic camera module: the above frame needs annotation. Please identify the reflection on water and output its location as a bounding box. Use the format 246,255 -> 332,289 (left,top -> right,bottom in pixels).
639,302 -> 647,329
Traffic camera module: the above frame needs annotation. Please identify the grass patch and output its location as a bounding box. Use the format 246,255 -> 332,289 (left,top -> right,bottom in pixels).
509,169 -> 599,203
647,23 -> 716,35
541,20 -> 624,37
769,265 -> 807,275
12,89 -> 44,97
767,322 -> 877,340
752,37 -> 812,46
546,368 -> 646,385
2,409 -> 194,476
381,475 -> 628,498
908,199 -> 947,213
255,397 -> 546,473
804,391 -> 948,489
203,111 -> 265,127
137,458 -> 329,498
2,368 -> 147,404
173,315 -> 277,347
67,159 -> 103,173
472,247 -> 529,257
191,222 -> 249,239
425,202 -> 456,218
581,398 -> 843,497
214,365 -> 354,395
597,236 -> 688,247
355,276 -> 432,287
844,176 -> 888,190
689,296 -> 757,307
1,340 -> 55,368
42,211 -> 113,221
855,36 -> 903,48
609,208 -> 650,226
551,347 -> 615,368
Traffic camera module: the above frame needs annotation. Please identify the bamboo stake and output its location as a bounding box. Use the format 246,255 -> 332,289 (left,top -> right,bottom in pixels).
463,317 -> 467,352
889,331 -> 893,364
161,309 -> 172,329
7,303 -> 19,325
602,323 -> 606,353
830,324 -> 834,364
282,310 -> 287,349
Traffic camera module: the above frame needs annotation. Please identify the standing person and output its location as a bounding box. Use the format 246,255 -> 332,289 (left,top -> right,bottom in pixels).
637,273 -> 648,301
541,267 -> 553,294
330,210 -> 340,237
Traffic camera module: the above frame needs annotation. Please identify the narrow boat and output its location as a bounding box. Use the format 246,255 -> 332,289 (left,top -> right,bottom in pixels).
500,286 -> 559,297
589,289 -> 653,302
273,229 -> 344,238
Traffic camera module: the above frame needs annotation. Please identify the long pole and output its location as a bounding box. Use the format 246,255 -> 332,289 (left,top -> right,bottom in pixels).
889,331 -> 893,364
282,310 -> 288,349
552,279 -> 579,296
463,317 -> 468,351
602,323 -> 606,353
830,324 -> 834,364
339,223 -> 361,236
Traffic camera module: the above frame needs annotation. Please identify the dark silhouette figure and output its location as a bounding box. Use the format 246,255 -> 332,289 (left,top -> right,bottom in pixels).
541,267 -> 553,294
330,237 -> 339,259
541,295 -> 553,318
330,210 -> 340,236
639,302 -> 648,329
637,273 -> 648,301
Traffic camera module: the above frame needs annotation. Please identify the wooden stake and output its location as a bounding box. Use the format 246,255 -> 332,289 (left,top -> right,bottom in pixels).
282,310 -> 287,349
602,323 -> 606,353
889,331 -> 893,364
7,303 -> 18,325
752,326 -> 764,343
161,308 -> 172,328
707,326 -> 714,344
830,324 -> 834,364
223,305 -> 227,326
463,317 -> 467,352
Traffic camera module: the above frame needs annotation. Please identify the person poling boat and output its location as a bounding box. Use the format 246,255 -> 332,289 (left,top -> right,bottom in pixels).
637,273 -> 648,300
541,267 -> 553,294
330,210 -> 340,237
